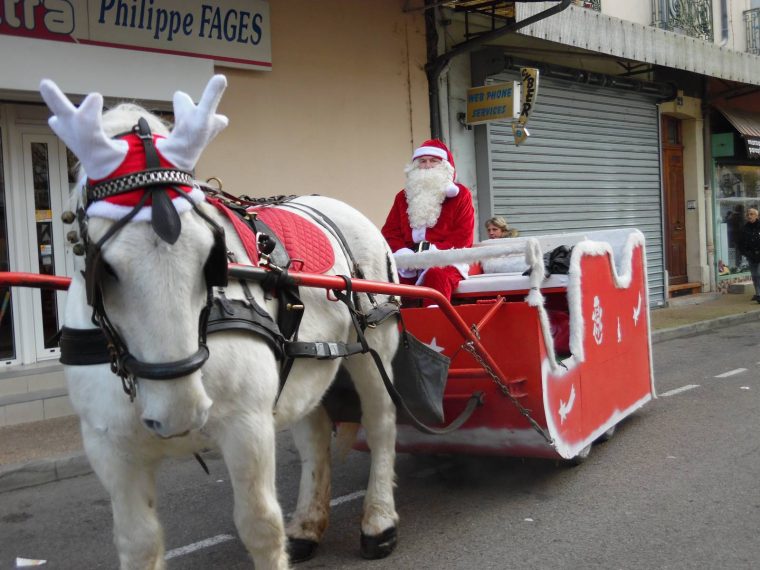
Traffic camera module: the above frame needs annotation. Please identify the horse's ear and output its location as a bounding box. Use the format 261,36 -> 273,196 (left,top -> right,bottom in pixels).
39,79 -> 128,180
156,75 -> 229,171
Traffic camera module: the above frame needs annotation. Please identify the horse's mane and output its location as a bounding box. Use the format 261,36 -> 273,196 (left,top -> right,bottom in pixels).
102,103 -> 170,138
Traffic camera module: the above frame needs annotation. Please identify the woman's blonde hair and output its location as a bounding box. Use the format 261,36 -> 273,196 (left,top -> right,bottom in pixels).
485,216 -> 519,237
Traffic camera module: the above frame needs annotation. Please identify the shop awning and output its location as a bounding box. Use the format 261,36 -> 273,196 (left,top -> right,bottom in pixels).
716,105 -> 760,139
716,105 -> 760,159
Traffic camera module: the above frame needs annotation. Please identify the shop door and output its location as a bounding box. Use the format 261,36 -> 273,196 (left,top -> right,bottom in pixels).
0,126 -> 15,363
20,133 -> 70,360
662,117 -> 687,285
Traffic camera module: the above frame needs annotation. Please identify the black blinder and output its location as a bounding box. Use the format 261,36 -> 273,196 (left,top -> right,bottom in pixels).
84,243 -> 108,307
204,227 -> 228,288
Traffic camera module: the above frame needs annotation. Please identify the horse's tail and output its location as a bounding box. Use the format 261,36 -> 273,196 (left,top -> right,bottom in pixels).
335,422 -> 361,461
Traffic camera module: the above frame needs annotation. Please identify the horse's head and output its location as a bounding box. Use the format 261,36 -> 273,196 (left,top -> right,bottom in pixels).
41,76 -> 229,438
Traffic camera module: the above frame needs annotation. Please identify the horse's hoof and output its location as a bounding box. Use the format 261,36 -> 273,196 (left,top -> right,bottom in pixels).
287,537 -> 319,563
360,526 -> 397,559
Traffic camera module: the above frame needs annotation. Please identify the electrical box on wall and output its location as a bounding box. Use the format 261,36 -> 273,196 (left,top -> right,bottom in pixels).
712,133 -> 735,157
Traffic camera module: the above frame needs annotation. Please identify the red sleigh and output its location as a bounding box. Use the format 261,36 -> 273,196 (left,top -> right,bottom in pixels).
388,228 -> 654,460
0,228 -> 653,462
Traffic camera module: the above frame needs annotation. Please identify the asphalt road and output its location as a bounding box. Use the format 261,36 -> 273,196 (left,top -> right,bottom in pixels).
2,322 -> 759,569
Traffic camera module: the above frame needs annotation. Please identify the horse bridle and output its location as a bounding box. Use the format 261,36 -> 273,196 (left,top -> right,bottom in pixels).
79,118 -> 228,400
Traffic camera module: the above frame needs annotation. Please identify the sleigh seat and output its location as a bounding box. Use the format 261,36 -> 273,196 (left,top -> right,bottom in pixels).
453,272 -> 569,299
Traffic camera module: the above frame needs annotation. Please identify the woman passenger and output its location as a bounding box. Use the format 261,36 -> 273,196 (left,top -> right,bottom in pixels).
485,216 -> 518,239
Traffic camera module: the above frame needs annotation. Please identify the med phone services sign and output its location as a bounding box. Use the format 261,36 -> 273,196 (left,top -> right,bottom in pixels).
0,0 -> 271,70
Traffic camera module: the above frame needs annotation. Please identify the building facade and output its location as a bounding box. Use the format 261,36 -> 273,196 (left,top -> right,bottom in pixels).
0,0 -> 429,425
429,0 -> 760,305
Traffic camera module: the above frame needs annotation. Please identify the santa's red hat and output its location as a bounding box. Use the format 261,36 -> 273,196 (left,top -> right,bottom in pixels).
411,139 -> 459,197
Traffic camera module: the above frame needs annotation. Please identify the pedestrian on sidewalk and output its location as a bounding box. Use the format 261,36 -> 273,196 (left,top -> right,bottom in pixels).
738,207 -> 760,303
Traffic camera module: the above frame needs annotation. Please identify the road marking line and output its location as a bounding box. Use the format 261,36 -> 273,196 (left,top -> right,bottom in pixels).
659,384 -> 699,397
165,534 -> 235,560
166,491 -> 369,560
166,491 -> 372,560
715,368 -> 747,378
329,490 -> 365,507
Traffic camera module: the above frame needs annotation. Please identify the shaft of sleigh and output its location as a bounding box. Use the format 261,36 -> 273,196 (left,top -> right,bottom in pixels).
227,264 -> 512,389
0,267 -> 514,390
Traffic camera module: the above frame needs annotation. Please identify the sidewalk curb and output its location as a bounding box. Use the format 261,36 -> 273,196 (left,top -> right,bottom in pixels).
2,310 -> 760,495
651,309 -> 760,343
0,452 -> 91,494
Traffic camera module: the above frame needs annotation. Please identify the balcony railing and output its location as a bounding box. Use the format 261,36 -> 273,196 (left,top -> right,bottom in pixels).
572,0 -> 601,10
652,0 -> 713,41
745,8 -> 760,55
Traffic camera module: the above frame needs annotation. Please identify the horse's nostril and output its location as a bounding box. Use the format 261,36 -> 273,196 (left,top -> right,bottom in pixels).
143,418 -> 163,433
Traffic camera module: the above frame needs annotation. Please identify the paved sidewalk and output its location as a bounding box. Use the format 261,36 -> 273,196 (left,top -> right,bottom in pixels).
2,291 -> 760,494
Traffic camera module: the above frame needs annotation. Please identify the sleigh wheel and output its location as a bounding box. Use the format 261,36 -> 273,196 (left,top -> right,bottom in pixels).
596,425 -> 616,443
567,443 -> 592,466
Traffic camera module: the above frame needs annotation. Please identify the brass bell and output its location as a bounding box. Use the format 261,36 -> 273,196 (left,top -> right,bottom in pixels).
66,230 -> 79,243
72,244 -> 85,256
61,210 -> 76,224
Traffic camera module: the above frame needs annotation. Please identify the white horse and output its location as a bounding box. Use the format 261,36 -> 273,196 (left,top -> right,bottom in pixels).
41,76 -> 400,569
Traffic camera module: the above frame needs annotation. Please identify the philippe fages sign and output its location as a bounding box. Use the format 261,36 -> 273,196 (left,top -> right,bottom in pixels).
0,0 -> 271,70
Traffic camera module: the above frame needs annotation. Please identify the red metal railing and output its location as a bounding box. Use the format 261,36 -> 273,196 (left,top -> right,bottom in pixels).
0,265 -> 512,389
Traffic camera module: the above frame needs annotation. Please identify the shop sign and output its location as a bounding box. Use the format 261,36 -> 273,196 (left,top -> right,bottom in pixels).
512,67 -> 539,146
466,68 -> 540,146
466,82 -> 520,125
746,137 -> 760,159
0,0 -> 271,70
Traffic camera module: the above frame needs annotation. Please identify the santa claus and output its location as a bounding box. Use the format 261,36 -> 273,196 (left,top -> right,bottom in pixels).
381,139 -> 475,304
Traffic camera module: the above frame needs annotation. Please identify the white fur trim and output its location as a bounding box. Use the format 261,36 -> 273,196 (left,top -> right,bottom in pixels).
411,226 -> 426,243
395,229 -> 648,373
412,146 -> 448,162
394,241 -> 527,270
566,230 -> 646,362
445,183 -> 459,198
85,186 -> 206,221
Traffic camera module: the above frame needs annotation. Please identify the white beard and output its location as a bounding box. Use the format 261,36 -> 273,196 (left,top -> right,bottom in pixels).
404,161 -> 454,229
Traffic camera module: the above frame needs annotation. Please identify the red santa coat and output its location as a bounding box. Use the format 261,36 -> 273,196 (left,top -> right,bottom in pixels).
381,183 -> 475,253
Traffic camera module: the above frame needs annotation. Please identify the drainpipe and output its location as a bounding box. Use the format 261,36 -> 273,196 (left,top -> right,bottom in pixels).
703,100 -> 716,292
425,0 -> 572,139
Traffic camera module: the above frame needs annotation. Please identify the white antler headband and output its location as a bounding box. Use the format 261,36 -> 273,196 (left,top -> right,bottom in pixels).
39,75 -> 229,179
39,80 -> 128,180
156,75 -> 229,171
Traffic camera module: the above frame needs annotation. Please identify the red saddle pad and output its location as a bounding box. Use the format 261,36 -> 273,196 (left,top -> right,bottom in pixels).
250,206 -> 335,274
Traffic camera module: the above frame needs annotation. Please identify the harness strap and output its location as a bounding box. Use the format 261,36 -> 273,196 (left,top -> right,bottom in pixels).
334,275 -> 485,435
120,345 -> 210,381
59,327 -> 110,365
86,169 -> 194,203
366,347 -> 484,436
282,202 -> 382,311
285,341 -> 365,359
207,294 -> 285,359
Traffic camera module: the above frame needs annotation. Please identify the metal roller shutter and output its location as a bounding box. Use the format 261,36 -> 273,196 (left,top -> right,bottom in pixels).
486,71 -> 664,304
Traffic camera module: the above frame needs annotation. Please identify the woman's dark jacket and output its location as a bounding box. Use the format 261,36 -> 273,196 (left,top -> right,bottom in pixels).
738,220 -> 760,262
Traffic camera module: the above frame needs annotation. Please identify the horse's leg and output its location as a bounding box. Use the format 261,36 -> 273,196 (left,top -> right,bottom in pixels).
343,323 -> 399,559
81,423 -> 165,570
217,413 -> 289,570
285,405 -> 333,562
